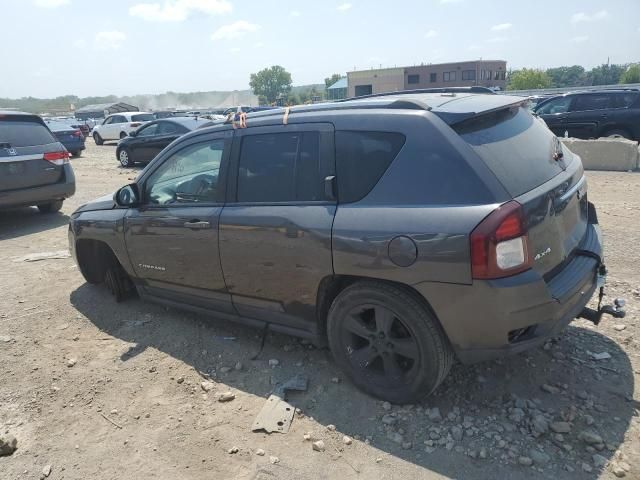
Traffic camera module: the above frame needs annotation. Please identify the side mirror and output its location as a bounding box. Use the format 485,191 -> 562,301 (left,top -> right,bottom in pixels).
114,183 -> 140,207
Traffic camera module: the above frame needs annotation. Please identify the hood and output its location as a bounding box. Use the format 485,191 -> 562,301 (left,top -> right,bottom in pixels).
73,193 -> 116,213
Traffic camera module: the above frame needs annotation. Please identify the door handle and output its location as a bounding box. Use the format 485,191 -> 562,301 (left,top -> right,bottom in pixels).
183,220 -> 210,229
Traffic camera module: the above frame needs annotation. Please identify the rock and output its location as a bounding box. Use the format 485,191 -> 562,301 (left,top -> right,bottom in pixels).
451,426 -> 463,442
509,408 -> 526,423
234,361 -> 243,371
592,454 -> 608,467
612,466 -> 627,477
219,366 -> 232,374
382,414 -> 397,426
387,432 -> 404,444
176,376 -> 185,384
268,359 -> 280,367
375,457 -> 382,463
326,424 -> 336,431
402,442 -> 412,450
269,456 -> 280,464
519,456 -> 533,466
218,391 -> 235,402
428,408 -> 442,422
312,440 -> 325,452
343,435 -> 353,445
614,324 -> 627,331
529,449 -> 550,465
577,390 -> 589,400
579,431 -> 603,445
582,462 -> 593,472
0,435 -> 18,456
255,448 -> 265,456
541,384 -> 559,394
42,465 -> 52,477
532,414 -> 549,435
303,433 -> 312,441
228,446 -> 239,454
550,421 -> 571,433
200,381 -> 215,392
0,335 -> 11,343
331,377 -> 340,383
590,351 -> 611,360
382,401 -> 392,411
67,358 -> 77,368
584,415 -> 595,426
479,447 -> 487,459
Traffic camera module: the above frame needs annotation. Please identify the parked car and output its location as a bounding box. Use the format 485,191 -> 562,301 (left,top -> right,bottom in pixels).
92,112 -> 155,145
533,89 -> 640,140
46,117 -> 91,137
0,111 -> 75,213
69,90 -> 618,402
116,117 -> 211,167
45,119 -> 86,157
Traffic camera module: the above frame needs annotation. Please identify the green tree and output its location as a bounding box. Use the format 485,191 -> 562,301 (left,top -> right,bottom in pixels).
249,65 -> 292,104
324,73 -> 343,89
620,64 -> 640,84
545,65 -> 586,87
507,68 -> 552,90
588,63 -> 627,85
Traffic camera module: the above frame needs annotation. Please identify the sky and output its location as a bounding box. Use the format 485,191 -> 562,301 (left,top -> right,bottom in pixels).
2,0 -> 639,98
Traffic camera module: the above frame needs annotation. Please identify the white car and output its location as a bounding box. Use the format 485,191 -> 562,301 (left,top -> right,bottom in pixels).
91,112 -> 155,145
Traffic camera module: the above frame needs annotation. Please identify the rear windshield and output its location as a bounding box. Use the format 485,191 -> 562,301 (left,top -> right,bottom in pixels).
0,116 -> 56,147
132,114 -> 155,122
454,106 -> 567,196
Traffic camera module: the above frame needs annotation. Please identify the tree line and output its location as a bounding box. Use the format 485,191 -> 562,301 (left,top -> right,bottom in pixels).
507,63 -> 640,90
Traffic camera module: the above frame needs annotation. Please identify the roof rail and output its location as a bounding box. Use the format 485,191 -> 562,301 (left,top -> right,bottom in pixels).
338,86 -> 496,102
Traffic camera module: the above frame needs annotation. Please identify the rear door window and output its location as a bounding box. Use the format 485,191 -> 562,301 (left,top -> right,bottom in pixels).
237,132 -> 325,202
455,106 -> 567,197
570,94 -> 612,112
335,131 -> 405,203
0,117 -> 56,147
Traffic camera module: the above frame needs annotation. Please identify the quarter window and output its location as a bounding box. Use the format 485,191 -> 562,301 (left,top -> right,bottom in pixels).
237,132 -> 324,203
336,131 -> 405,203
137,123 -> 159,137
145,140 -> 223,205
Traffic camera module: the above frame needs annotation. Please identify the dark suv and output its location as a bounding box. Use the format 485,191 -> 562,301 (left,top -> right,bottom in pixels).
68,90 -> 617,403
1,111 -> 76,213
534,89 -> 640,140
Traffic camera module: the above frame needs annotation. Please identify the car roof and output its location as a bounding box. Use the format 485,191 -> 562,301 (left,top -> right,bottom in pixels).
109,111 -> 151,116
0,110 -> 38,117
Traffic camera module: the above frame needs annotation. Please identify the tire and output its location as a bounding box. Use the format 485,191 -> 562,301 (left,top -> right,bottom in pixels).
37,200 -> 63,213
605,129 -> 631,139
120,131 -> 128,139
118,148 -> 133,167
93,132 -> 104,145
72,151 -> 81,157
327,281 -> 453,403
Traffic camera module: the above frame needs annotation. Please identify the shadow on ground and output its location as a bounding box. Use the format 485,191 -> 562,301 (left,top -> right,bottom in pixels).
70,283 -> 635,479
0,208 -> 69,240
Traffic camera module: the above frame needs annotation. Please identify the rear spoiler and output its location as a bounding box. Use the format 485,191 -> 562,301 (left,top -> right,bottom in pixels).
431,95 -> 529,126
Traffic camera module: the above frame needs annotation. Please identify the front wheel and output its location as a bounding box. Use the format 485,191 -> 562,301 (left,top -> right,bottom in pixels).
93,132 -> 104,145
118,148 -> 133,167
327,281 -> 454,403
37,200 -> 63,213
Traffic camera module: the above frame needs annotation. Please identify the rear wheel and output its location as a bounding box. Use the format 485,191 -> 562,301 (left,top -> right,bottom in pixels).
118,148 -> 133,167
72,151 -> 81,157
327,281 -> 453,403
93,132 -> 104,145
37,200 -> 63,213
605,129 -> 632,139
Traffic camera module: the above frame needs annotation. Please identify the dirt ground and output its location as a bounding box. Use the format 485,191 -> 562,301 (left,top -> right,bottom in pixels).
1,141 -> 639,480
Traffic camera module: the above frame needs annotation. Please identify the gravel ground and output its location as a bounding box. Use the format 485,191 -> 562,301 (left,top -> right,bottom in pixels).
1,141 -> 639,480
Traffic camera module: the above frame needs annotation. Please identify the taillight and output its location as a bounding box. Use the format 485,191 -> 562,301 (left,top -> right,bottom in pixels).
130,122 -> 142,127
43,151 -> 70,165
470,200 -> 531,279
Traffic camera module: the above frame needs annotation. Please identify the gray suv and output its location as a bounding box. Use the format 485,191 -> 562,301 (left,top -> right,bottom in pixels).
1,111 -> 76,212
68,90 -> 619,403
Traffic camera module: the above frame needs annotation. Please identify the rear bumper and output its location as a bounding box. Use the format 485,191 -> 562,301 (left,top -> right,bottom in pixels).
0,164 -> 76,208
417,221 -> 603,364
61,139 -> 86,153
